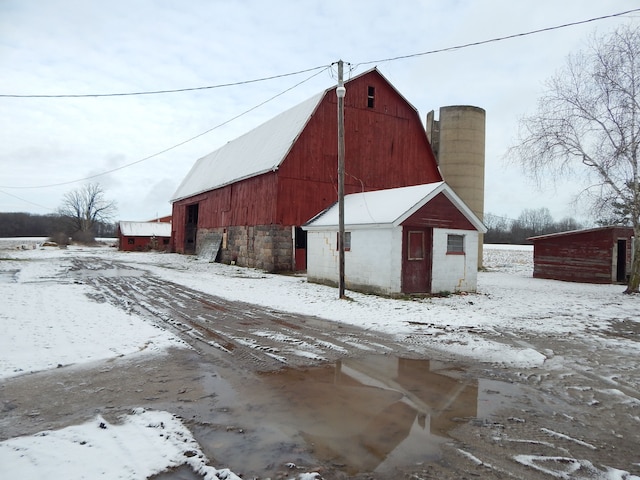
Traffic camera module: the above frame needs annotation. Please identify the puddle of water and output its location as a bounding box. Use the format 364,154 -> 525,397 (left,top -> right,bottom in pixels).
149,464 -> 202,480
192,355 -> 525,477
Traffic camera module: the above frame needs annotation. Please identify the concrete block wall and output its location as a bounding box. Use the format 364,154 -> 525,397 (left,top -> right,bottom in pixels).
345,228 -> 401,294
431,228 -> 479,293
198,225 -> 293,272
306,228 -> 402,295
306,230 -> 339,285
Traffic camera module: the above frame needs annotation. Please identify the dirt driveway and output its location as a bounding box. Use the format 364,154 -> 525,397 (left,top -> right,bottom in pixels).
2,256 -> 639,479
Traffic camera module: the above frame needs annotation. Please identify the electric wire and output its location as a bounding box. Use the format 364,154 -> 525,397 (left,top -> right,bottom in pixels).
1,8 -> 637,198
2,10 -> 636,99
0,67 -> 330,190
0,189 -> 54,210
0,65 -> 330,98
354,8 -> 640,68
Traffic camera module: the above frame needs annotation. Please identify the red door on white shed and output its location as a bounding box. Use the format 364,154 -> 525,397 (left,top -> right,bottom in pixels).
402,227 -> 433,293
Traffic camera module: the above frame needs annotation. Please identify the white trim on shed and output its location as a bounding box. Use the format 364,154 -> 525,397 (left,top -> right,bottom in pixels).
304,182 -> 486,232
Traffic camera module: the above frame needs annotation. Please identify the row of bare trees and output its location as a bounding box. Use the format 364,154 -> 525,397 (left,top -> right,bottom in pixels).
484,208 -> 582,245
0,212 -> 116,240
0,184 -> 117,243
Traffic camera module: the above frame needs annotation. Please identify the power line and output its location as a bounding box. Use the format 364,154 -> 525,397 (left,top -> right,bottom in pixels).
3,9 -> 637,99
0,67 -> 330,190
0,65 -> 330,98
354,8 -> 640,67
1,8 -> 637,195
0,189 -> 53,210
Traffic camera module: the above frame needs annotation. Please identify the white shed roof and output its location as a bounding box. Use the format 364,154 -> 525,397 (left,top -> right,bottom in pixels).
171,92 -> 324,202
119,221 -> 172,237
303,182 -> 486,232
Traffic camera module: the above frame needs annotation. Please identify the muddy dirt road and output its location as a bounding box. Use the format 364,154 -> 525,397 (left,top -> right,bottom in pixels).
2,256 -> 639,479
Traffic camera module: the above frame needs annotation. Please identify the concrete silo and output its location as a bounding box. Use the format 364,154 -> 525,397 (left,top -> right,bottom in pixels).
426,105 -> 486,268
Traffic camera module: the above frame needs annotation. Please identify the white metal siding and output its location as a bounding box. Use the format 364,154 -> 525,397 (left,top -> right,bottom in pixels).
307,228 -> 402,294
431,228 -> 479,293
307,226 -> 479,295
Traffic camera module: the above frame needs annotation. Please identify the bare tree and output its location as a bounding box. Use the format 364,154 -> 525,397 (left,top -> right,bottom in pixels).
519,208 -> 555,236
554,216 -> 583,232
58,183 -> 117,243
509,24 -> 640,293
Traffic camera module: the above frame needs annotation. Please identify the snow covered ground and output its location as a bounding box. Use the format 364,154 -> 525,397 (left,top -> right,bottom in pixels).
1,240 -> 639,479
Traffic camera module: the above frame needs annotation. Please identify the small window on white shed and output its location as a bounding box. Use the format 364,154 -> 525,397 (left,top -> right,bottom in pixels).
336,231 -> 351,251
447,234 -> 465,254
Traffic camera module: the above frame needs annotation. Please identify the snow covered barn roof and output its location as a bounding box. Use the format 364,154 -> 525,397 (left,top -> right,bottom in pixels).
171,92 -> 324,202
119,221 -> 171,237
303,182 -> 486,231
170,68 -> 420,204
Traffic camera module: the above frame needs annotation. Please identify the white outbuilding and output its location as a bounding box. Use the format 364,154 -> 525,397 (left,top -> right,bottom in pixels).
302,182 -> 486,296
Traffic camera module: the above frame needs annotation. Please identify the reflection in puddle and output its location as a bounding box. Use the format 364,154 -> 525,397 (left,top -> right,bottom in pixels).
259,356 -> 477,475
193,355 -> 523,477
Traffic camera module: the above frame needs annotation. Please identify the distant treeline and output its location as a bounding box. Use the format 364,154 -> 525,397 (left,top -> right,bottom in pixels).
484,208 -> 583,245
0,212 -> 116,238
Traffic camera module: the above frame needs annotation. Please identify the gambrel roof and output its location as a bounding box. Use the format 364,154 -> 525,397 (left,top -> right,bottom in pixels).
171,68 -> 424,203
303,182 -> 487,232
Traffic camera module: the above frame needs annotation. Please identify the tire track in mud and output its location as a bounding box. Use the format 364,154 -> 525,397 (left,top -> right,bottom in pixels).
69,257 -> 402,372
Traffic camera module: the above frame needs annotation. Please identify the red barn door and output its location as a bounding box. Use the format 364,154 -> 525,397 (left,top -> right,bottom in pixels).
184,203 -> 199,254
402,228 -> 432,293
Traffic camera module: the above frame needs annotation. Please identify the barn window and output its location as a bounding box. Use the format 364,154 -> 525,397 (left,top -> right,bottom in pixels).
367,86 -> 375,108
336,231 -> 351,251
127,238 -> 135,245
447,234 -> 465,254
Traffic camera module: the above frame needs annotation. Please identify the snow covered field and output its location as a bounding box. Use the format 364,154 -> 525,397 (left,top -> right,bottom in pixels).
1,240 -> 639,479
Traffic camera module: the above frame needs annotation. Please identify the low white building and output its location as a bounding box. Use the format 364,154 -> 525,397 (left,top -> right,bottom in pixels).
303,182 -> 486,296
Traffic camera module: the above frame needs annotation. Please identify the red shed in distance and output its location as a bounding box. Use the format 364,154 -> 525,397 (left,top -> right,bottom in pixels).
529,226 -> 634,284
118,221 -> 171,252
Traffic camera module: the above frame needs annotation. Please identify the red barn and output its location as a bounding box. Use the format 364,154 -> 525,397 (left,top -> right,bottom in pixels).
529,226 -> 634,284
171,68 -> 442,272
118,221 -> 172,252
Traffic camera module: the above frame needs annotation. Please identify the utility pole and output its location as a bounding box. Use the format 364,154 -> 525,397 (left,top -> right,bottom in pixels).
336,60 -> 346,299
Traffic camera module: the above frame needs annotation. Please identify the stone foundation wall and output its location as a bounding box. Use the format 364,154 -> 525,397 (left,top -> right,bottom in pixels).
196,225 -> 294,272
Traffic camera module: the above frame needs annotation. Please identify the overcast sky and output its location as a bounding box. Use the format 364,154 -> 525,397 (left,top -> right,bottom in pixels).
1,1 -> 639,225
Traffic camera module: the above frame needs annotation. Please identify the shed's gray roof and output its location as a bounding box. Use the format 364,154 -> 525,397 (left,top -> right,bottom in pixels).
171,92 -> 324,202
304,182 -> 486,232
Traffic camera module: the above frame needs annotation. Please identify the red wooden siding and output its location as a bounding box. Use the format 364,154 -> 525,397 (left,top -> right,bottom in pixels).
171,69 -> 444,268
172,173 -> 278,253
119,235 -> 170,252
401,193 -> 476,229
531,227 -> 633,284
275,71 -> 441,226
